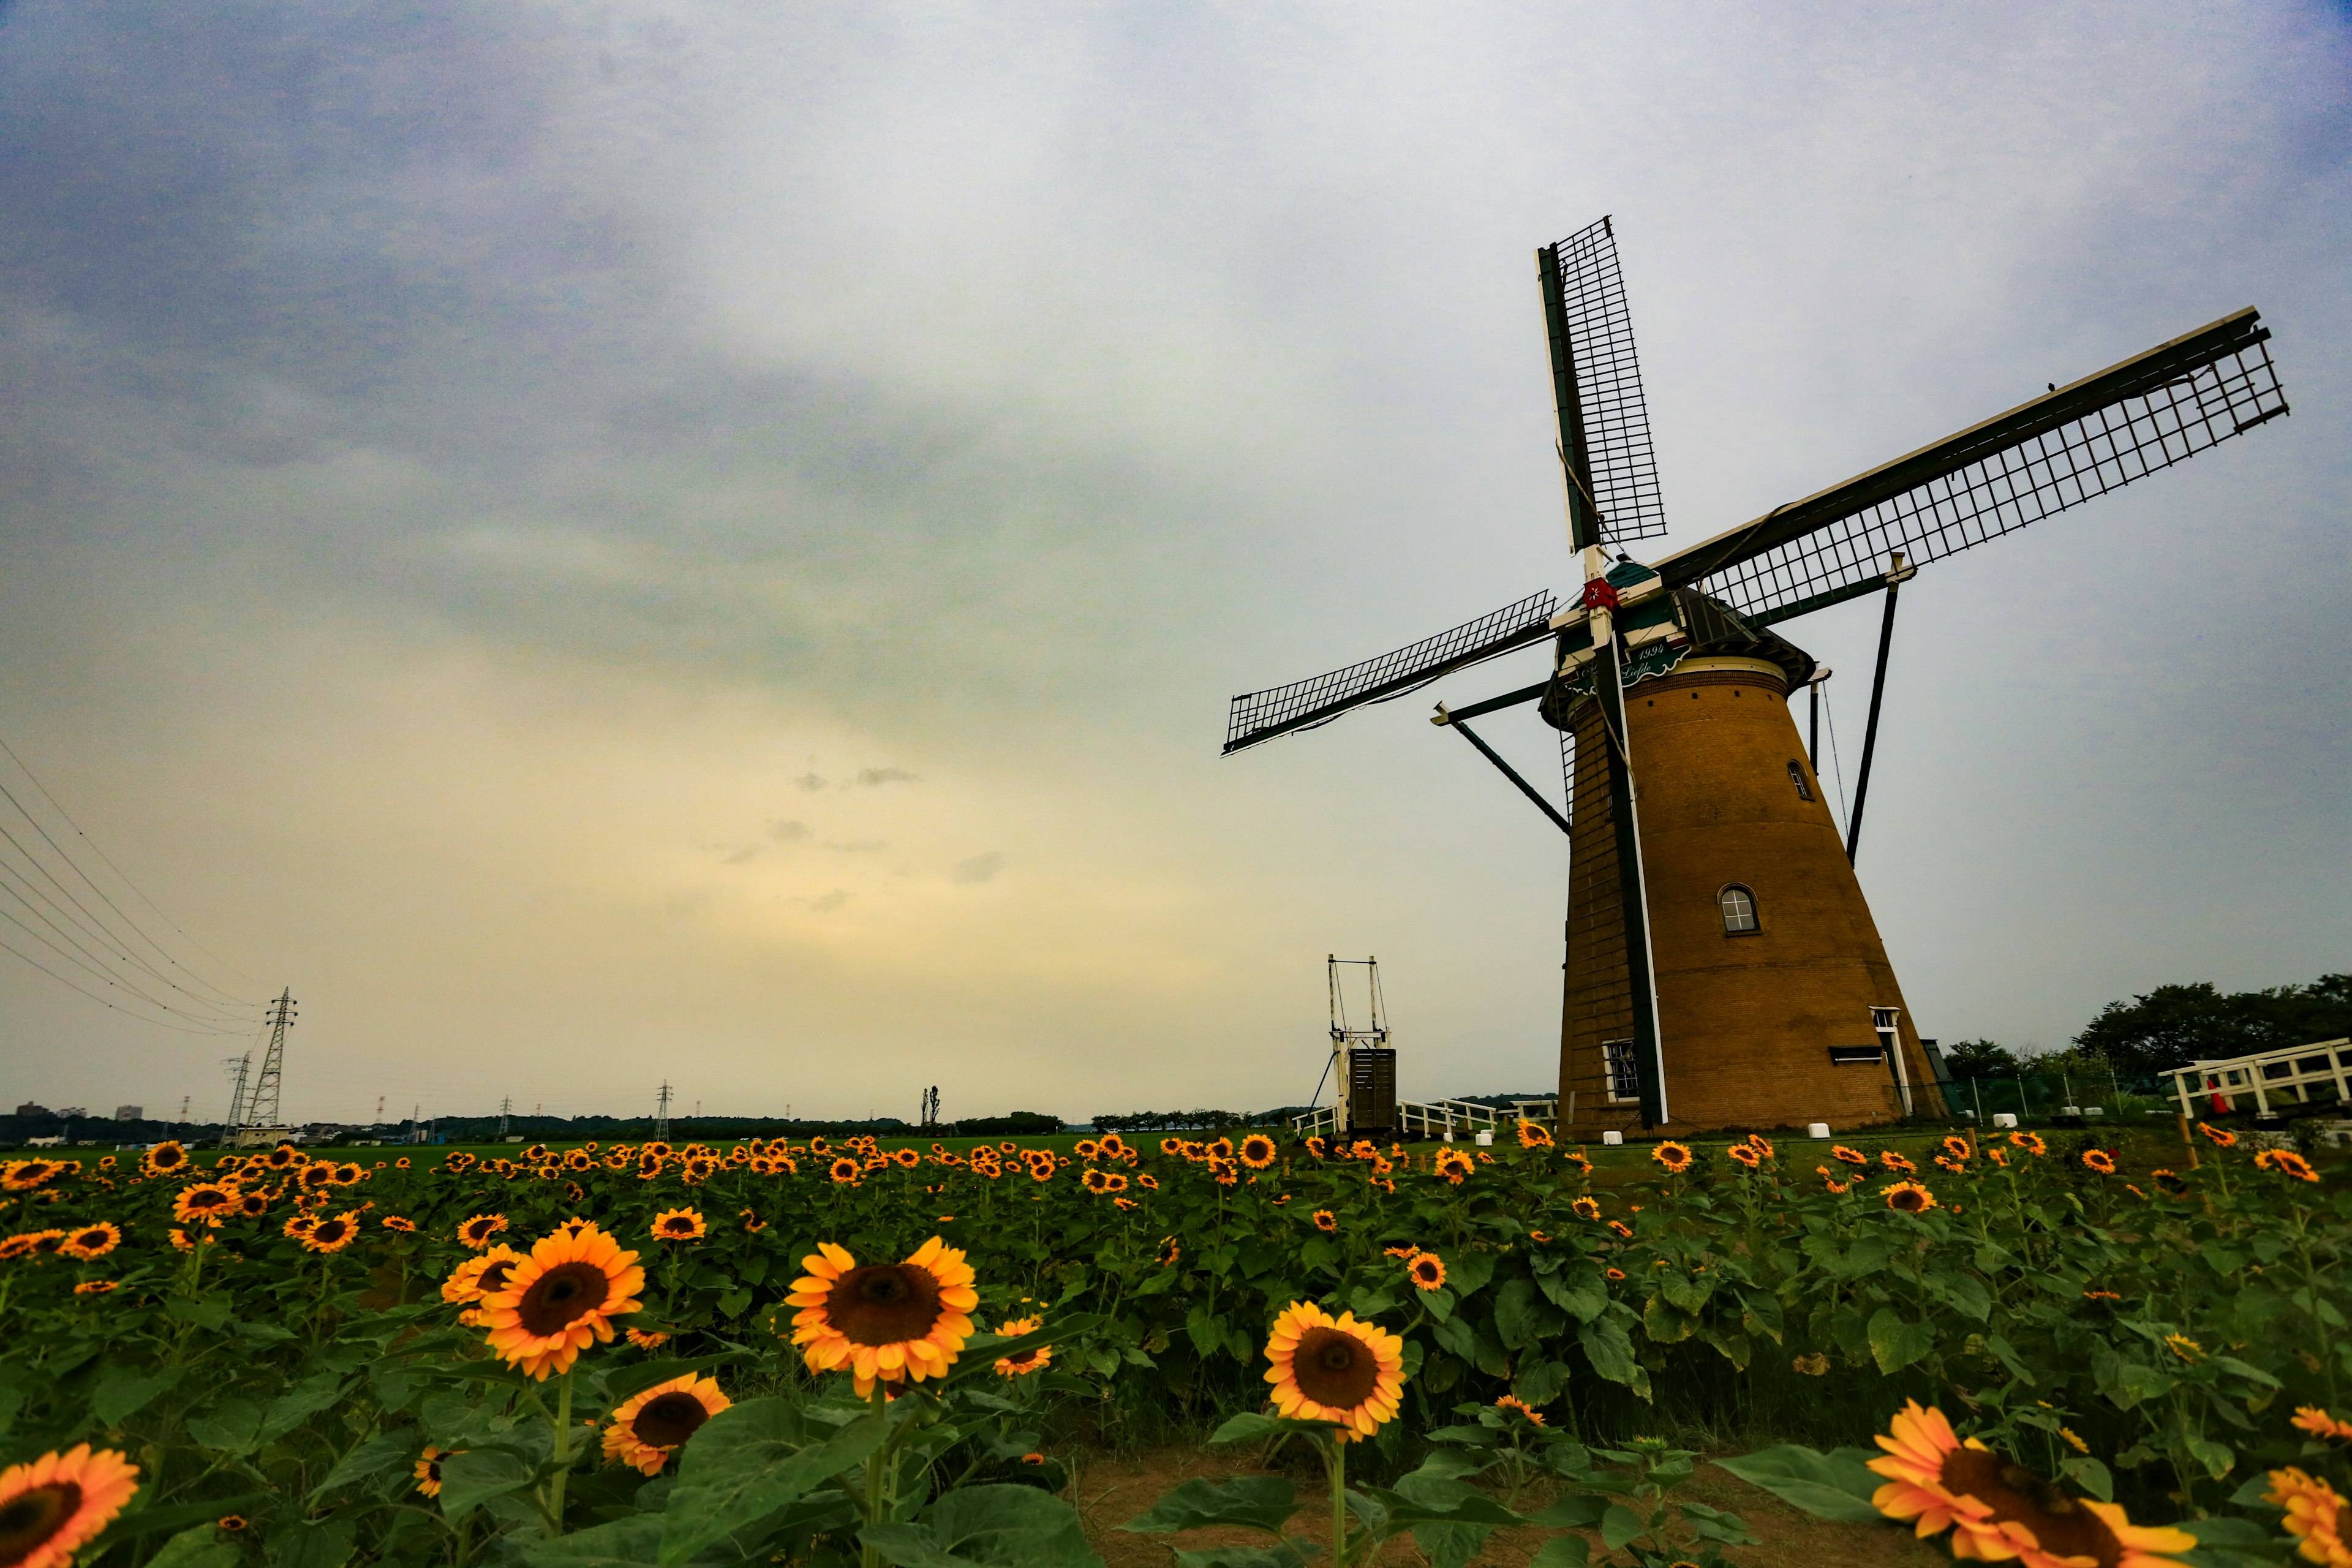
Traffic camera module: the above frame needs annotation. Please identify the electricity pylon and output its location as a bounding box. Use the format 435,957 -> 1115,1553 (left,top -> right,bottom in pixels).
655,1082 -> 673,1142
242,989 -> 296,1140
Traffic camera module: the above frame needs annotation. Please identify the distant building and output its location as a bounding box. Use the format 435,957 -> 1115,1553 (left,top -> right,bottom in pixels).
25,1136 -> 62,1148
115,1105 -> 143,1121
13,1102 -> 48,1117
55,1107 -> 88,1119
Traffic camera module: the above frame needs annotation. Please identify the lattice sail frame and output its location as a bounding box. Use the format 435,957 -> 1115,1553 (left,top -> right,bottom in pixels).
1223,590 -> 1558,754
1545,217 -> 1669,546
1667,313 -> 2286,625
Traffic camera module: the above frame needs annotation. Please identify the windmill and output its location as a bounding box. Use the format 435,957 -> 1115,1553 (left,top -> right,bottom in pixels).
1222,216 -> 2289,1135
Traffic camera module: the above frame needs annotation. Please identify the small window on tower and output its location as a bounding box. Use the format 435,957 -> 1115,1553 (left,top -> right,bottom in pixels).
1787,760 -> 1814,801
1601,1039 -> 1638,1102
1720,884 -> 1759,934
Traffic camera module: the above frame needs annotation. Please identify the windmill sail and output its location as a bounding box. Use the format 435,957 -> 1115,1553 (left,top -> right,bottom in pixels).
1658,308 -> 2287,625
1223,590 -> 1559,755
1540,217 -> 1669,548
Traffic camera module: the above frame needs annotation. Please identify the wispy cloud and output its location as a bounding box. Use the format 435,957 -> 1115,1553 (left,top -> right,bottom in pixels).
855,767 -> 919,787
951,852 -> 1005,885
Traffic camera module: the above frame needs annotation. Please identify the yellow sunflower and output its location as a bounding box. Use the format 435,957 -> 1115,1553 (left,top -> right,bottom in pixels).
829,1157 -> 862,1186
2293,1407 -> 2352,1442
301,1212 -> 361,1253
172,1182 -> 238,1225
650,1208 -> 706,1242
602,1374 -> 730,1476
1941,1136 -> 1973,1161
1493,1394 -> 1544,1426
141,1142 -> 190,1178
1156,1237 -> 1180,1267
1572,1196 -> 1603,1221
442,1245 -> 523,1305
1880,1151 -> 1918,1174
234,1191 -> 271,1219
1263,1302 -> 1406,1442
1238,1134 -> 1278,1169
1651,1142 -> 1693,1175
2197,1123 -> 2237,1148
73,1281 -> 119,1296
2269,1467 -> 2350,1566
413,1447 -> 457,1498
992,1317 -> 1052,1377
1406,1252 -> 1447,1292
1883,1182 -> 1937,1214
454,1213 -> 507,1250
1831,1144 -> 1870,1167
2008,1131 -> 2048,1156
2256,1149 -> 2321,1184
1515,1120 -> 1554,1150
1869,1401 -> 2192,1567
785,1237 -> 979,1397
1433,1149 -> 1474,1185
1728,1144 -> 1762,1169
1312,1209 -> 1338,1232
0,1446 -> 140,1568
1098,1134 -> 1129,1158
480,1224 -> 646,1379
625,1327 -> 671,1349
2082,1149 -> 2117,1175
59,1223 -> 121,1261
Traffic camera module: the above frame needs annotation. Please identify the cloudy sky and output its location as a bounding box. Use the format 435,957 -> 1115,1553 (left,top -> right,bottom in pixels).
2,1 -> 2345,1128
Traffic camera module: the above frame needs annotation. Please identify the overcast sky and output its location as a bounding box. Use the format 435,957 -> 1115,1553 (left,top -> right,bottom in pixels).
2,1 -> 2345,1128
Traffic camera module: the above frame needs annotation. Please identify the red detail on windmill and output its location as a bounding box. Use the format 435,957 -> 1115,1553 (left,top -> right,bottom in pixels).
1580,579 -> 1621,611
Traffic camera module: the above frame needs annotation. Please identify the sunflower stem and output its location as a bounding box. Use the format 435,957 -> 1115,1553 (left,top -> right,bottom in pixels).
1327,1437 -> 1348,1568
861,1382 -> 891,1568
547,1368 -> 576,1536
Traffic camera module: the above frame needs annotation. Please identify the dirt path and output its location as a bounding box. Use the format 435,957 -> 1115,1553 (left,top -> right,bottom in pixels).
1072,1444 -> 1944,1568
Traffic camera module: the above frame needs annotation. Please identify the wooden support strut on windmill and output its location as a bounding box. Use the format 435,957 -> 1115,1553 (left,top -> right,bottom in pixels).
1219,214 -> 2290,1137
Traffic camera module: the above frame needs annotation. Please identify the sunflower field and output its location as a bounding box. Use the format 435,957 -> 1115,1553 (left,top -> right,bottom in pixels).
2,1123 -> 2348,1567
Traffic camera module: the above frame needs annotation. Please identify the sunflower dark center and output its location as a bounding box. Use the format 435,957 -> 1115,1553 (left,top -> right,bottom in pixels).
189,1189 -> 228,1208
829,1264 -> 943,1346
1940,1450 -> 2120,1568
631,1391 -> 712,1448
75,1231 -> 107,1248
1891,1190 -> 1926,1212
518,1261 -> 612,1334
1003,1348 -> 1041,1369
1293,1327 -> 1379,1411
0,1482 -> 80,1565
313,1221 -> 349,1243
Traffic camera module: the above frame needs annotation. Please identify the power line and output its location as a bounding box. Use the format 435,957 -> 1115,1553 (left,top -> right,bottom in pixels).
0,871 -> 254,1027
0,731 -> 259,1000
0,930 -> 252,1034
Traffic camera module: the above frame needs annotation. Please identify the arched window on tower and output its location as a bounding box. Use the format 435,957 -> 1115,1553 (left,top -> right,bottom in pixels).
1787,760 -> 1814,801
1719,884 -> 1759,935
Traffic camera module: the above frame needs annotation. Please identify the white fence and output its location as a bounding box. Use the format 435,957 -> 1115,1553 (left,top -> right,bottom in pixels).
1291,1098 -> 1559,1141
2165,1038 -> 2351,1119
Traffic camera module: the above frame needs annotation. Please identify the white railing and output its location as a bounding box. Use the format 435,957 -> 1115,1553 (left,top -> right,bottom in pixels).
2166,1038 -> 2351,1119
1291,1098 -> 1556,1141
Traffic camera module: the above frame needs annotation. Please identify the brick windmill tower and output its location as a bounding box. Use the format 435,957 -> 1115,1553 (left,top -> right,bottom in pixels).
1221,216 -> 2289,1134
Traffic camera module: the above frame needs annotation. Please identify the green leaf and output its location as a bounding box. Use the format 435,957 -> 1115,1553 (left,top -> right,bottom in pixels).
1171,1547 -> 1322,1568
521,1517 -> 668,1568
1120,1476 -> 1300,1536
183,1398 -> 264,1457
1348,1286 -> 1398,1319
2059,1457 -> 2113,1502
313,1430 -> 424,1499
863,1485 -> 1104,1568
259,1373 -> 352,1446
1355,1485 -> 1518,1532
166,1294 -> 233,1330
1445,1250 -> 1496,1298
1599,1503 -> 1645,1551
1577,1318 -> 1640,1389
86,1496 -> 267,1554
1537,1262 -> 1607,1325
1431,1315 -> 1477,1362
1186,1306 -> 1228,1360
1528,1536 -> 1589,1567
1864,1308 -> 1934,1374
661,1398 -> 888,1567
600,1353 -> 747,1409
716,1287 -> 753,1319
1526,1496 -> 1608,1530
2185,1436 -> 2235,1480
1714,1446 -> 1887,1523
1208,1412 -> 1339,1447
145,1525 -> 242,1568
1642,1295 -> 1697,1344
266,1514 -> 357,1568
1511,1358 -> 1569,1409
94,1364 -> 183,1427
438,1449 -> 535,1521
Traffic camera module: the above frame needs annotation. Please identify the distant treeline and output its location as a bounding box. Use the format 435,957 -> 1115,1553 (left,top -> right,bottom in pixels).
1088,1107 -> 1313,1134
